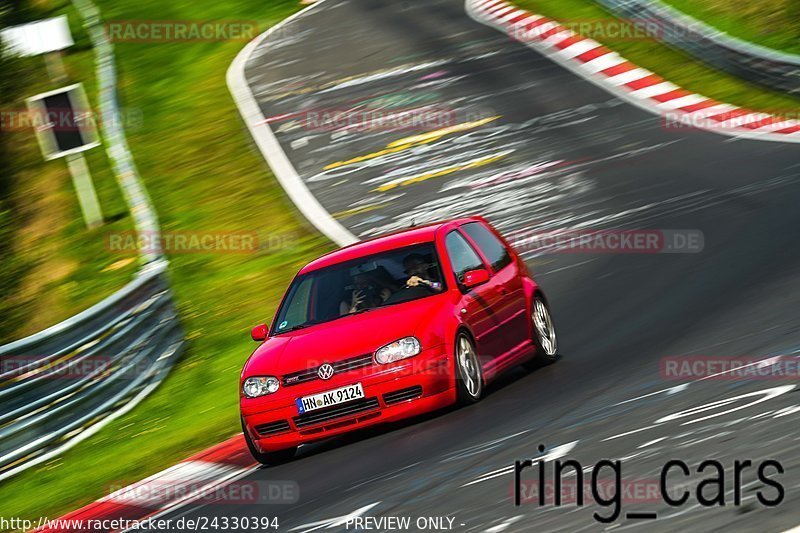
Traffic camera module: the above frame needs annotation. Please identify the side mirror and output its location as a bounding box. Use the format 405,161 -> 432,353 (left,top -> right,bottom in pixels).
250,323 -> 268,342
462,269 -> 490,289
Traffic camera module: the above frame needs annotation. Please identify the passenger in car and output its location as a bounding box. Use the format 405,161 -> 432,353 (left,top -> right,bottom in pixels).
403,253 -> 442,292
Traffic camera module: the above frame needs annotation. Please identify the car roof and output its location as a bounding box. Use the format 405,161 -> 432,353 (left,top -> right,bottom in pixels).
299,216 -> 484,274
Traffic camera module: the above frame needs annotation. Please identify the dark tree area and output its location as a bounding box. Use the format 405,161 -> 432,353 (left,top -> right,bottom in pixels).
0,3 -> 34,341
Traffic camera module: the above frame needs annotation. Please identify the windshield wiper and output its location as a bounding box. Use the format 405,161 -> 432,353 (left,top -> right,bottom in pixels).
313,307 -> 373,325
279,322 -> 318,333
278,308 -> 375,334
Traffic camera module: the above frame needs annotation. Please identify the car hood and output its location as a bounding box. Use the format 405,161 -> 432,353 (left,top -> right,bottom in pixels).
243,296 -> 448,377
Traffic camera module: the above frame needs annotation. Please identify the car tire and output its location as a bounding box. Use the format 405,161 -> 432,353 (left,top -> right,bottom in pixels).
455,332 -> 484,405
241,418 -> 297,465
524,296 -> 559,369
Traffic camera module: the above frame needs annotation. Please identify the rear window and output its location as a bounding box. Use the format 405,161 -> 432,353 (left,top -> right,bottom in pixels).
462,222 -> 512,272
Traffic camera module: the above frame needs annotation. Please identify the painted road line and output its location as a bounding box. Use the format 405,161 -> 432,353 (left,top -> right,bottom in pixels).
226,0 -> 357,247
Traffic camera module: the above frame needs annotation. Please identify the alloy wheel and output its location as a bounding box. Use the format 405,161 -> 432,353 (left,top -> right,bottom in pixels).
533,299 -> 557,356
457,335 -> 482,399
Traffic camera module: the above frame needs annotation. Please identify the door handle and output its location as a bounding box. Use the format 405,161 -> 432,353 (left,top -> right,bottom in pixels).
498,286 -> 509,295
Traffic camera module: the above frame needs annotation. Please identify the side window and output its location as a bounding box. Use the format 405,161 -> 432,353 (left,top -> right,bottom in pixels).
445,231 -> 485,283
462,222 -> 512,272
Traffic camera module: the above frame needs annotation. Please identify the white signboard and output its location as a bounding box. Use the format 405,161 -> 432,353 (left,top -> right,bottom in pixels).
26,84 -> 100,160
1,16 -> 74,57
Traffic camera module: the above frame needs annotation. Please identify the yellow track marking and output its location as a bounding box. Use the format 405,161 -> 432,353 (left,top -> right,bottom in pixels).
323,116 -> 502,171
373,150 -> 512,192
332,204 -> 386,219
386,116 -> 500,148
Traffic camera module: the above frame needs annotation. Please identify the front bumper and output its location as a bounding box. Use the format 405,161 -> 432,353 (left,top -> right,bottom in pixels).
241,345 -> 455,452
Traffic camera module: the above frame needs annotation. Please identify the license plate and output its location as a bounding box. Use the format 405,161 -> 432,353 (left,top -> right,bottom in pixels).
296,383 -> 365,414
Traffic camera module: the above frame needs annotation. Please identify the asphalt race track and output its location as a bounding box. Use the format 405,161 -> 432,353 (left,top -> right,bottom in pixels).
158,0 -> 800,530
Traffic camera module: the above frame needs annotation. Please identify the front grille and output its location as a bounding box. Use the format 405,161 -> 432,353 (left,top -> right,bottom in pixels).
282,353 -> 374,386
383,386 -> 423,405
255,420 -> 291,436
293,397 -> 380,428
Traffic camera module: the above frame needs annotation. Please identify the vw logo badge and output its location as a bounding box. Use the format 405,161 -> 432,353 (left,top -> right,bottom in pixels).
318,363 -> 335,380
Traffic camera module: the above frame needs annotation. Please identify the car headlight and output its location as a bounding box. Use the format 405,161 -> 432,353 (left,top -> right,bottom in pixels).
242,376 -> 280,398
375,336 -> 421,365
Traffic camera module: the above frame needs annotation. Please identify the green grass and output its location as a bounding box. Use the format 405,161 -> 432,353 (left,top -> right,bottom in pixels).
0,0 -> 330,520
511,0 -> 800,113
660,0 -> 800,55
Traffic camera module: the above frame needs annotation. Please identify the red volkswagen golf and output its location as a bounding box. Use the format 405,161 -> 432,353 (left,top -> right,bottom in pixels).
240,217 -> 558,463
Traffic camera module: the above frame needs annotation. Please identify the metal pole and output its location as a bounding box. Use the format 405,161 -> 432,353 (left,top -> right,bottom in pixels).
42,52 -> 105,231
65,153 -> 104,228
44,51 -> 68,83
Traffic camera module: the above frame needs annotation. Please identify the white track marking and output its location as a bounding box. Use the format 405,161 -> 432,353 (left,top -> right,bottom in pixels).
580,53 -> 626,74
518,14 -> 545,27
500,9 -> 525,22
693,103 -> 736,118
289,502 -> 381,532
461,441 -> 578,487
556,40 -> 597,59
486,516 -> 524,532
655,385 -> 796,425
629,81 -> 679,98
655,94 -> 707,110
605,68 -> 651,86
319,60 -> 447,94
227,0 -> 357,247
637,437 -> 667,448
755,119 -> 799,132
542,30 -> 575,47
773,405 -> 800,417
492,6 -> 515,18
601,425 -> 659,442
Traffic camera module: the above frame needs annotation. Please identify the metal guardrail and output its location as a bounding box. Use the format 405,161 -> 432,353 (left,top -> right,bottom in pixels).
0,262 -> 184,480
595,0 -> 800,94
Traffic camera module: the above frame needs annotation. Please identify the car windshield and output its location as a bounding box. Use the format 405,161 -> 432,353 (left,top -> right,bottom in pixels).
272,243 -> 445,334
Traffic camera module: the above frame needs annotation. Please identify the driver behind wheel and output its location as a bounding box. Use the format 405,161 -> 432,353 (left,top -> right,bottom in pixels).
340,273 -> 391,315
403,253 -> 442,292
